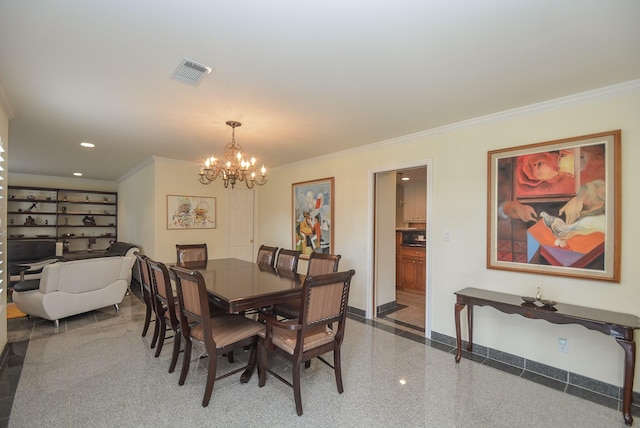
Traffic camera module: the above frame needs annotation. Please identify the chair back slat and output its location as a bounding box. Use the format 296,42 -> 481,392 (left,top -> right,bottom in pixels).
306,252 -> 341,276
135,252 -> 152,291
147,258 -> 180,327
171,267 -> 208,325
176,244 -> 208,264
301,270 -> 354,329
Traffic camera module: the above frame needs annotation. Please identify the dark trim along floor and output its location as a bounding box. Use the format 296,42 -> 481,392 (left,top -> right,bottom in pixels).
346,312 -> 640,420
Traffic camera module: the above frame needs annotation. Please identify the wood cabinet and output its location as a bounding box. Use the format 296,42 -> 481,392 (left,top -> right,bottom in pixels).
396,245 -> 426,294
402,181 -> 426,222
7,186 -> 117,254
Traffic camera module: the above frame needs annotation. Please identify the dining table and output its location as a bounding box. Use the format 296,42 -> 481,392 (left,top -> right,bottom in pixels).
168,257 -> 305,382
169,257 -> 305,313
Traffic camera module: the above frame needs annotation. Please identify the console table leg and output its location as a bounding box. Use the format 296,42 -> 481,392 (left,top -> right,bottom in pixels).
454,302 -> 464,363
616,338 -> 635,426
467,305 -> 474,352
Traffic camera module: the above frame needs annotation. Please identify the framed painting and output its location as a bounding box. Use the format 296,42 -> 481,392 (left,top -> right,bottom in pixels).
167,195 -> 216,229
487,130 -> 621,282
292,177 -> 334,257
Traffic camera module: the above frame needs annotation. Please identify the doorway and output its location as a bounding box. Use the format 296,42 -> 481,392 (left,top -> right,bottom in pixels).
227,188 -> 255,261
370,161 -> 432,337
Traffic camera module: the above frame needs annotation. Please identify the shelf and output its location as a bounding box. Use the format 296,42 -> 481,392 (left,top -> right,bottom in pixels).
8,186 -> 118,253
57,212 -> 115,216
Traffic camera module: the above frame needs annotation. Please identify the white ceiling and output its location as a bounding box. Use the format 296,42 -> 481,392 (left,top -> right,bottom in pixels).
1,1 -> 639,181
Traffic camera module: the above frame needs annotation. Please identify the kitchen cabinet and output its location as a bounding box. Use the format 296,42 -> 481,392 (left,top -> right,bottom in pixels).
7,186 -> 117,254
396,245 -> 426,294
402,181 -> 426,222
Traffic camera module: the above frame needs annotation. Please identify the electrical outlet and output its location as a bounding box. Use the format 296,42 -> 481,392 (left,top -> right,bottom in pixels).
443,230 -> 451,241
557,338 -> 568,353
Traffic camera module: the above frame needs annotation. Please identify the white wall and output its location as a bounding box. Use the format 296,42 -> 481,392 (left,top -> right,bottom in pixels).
257,83 -> 640,389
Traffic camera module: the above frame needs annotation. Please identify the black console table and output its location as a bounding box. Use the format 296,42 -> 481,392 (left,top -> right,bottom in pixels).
454,287 -> 640,426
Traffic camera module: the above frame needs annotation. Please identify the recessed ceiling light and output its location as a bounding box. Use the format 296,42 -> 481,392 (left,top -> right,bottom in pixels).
73,172 -> 83,176
401,177 -> 410,181
80,142 -> 95,148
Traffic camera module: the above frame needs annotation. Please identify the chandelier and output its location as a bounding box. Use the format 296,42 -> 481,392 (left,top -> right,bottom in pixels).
198,121 -> 267,189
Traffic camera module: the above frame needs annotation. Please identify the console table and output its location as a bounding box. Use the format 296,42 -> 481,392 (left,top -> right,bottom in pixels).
454,287 -> 640,426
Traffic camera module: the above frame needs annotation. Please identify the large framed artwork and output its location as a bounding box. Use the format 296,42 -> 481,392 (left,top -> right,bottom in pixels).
292,177 -> 334,257
167,195 -> 216,229
487,130 -> 621,282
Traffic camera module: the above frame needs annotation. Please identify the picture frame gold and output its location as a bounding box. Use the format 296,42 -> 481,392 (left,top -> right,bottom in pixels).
487,130 -> 621,282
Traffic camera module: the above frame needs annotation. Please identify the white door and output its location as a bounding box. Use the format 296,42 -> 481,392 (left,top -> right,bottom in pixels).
228,189 -> 255,261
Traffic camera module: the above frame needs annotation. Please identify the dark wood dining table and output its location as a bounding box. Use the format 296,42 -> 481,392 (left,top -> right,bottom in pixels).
168,258 -> 305,382
170,257 -> 304,313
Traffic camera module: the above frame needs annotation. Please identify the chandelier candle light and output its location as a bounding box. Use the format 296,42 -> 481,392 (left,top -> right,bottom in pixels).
198,121 -> 267,189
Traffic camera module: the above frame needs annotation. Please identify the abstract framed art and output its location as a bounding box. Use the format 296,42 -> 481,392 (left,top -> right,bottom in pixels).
487,130 -> 621,282
292,177 -> 334,257
167,195 -> 216,229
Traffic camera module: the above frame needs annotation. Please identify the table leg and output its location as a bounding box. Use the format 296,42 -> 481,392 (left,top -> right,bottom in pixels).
455,302 -> 465,363
467,305 -> 474,352
616,337 -> 636,426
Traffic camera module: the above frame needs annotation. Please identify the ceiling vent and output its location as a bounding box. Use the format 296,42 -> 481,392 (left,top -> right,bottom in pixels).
170,58 -> 212,86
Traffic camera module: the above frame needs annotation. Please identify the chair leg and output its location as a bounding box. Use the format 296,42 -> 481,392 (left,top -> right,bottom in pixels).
150,314 -> 160,349
169,329 -> 181,373
293,361 -> 303,416
334,346 -> 344,394
179,337 -> 192,386
202,353 -> 218,407
227,351 -> 234,363
304,360 -> 311,369
142,299 -> 152,337
154,317 -> 167,358
258,340 -> 266,388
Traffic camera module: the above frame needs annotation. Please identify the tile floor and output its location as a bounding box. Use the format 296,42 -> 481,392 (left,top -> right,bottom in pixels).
0,287 -> 635,427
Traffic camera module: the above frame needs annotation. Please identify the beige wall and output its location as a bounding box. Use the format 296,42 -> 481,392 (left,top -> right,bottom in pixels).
118,157 -> 231,263
256,84 -> 640,388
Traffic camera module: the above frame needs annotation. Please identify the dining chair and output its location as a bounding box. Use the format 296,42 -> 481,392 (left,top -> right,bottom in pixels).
275,249 -> 301,273
176,243 -> 208,264
273,251 -> 341,321
306,252 -> 341,276
147,258 -> 182,373
270,249 -> 303,319
258,269 -> 356,416
257,245 -> 279,269
134,251 -> 157,345
170,265 -> 266,407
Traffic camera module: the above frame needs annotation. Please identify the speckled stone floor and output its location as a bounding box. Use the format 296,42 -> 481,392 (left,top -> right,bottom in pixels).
2,287 -> 633,427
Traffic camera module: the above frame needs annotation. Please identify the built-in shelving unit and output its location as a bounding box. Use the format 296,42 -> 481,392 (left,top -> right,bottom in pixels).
7,186 -> 117,253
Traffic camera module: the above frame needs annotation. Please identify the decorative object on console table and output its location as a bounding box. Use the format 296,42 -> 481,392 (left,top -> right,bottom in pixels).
292,177 -> 334,257
487,130 -> 621,282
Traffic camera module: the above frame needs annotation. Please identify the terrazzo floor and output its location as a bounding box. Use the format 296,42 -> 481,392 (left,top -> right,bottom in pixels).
1,287 -> 633,427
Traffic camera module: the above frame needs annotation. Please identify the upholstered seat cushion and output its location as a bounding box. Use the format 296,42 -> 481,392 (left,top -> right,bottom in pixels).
270,320 -> 334,355
190,314 -> 265,349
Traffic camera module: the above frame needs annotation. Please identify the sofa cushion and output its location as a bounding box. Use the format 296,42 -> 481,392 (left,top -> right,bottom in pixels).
13,279 -> 40,292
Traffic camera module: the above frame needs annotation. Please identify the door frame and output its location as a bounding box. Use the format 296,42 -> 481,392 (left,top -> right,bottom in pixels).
367,159 -> 433,337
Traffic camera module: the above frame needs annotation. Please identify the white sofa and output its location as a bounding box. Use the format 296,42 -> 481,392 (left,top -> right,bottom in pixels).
13,255 -> 136,328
